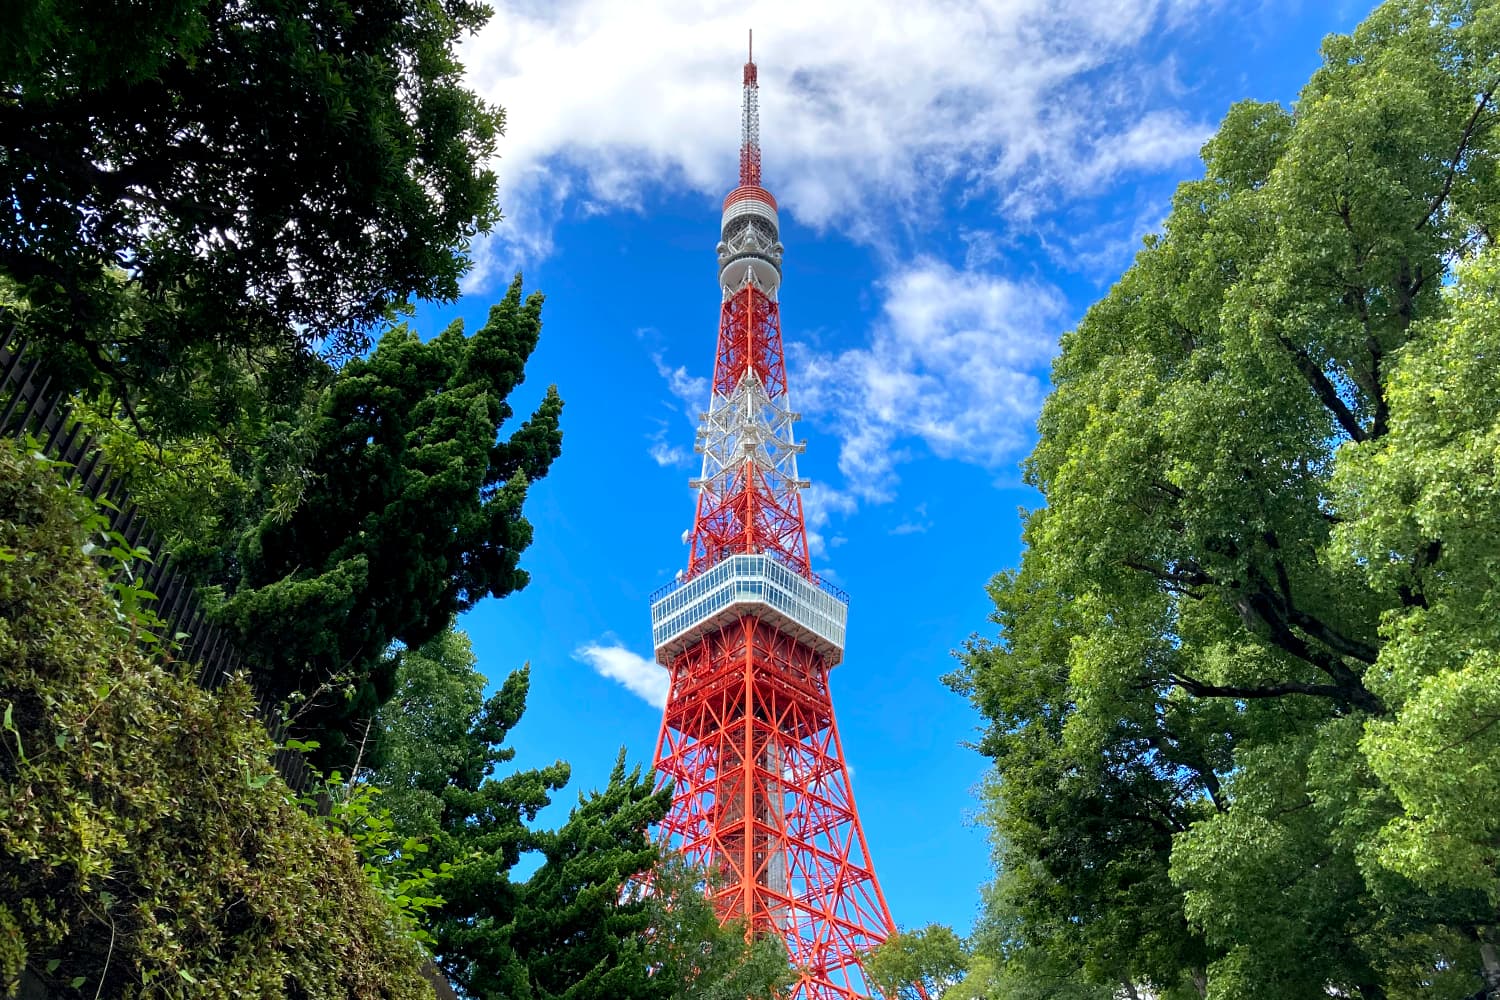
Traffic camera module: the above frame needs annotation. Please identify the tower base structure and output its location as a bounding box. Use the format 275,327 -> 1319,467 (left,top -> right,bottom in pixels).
651,562 -> 895,1000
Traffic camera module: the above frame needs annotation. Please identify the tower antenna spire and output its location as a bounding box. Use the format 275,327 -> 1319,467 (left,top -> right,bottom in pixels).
739,29 -> 760,187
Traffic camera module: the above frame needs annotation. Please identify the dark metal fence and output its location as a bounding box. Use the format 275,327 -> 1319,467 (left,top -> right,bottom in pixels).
0,336 -> 313,793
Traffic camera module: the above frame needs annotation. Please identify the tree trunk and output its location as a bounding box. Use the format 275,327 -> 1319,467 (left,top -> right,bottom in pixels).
1479,937 -> 1500,1000
1120,978 -> 1142,1000
1190,966 -> 1208,999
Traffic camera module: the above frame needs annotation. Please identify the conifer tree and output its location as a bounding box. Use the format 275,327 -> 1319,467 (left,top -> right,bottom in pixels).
223,276 -> 563,759
372,628 -> 794,1000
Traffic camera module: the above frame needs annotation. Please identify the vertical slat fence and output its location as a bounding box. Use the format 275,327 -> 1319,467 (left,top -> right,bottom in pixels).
0,333 -> 312,794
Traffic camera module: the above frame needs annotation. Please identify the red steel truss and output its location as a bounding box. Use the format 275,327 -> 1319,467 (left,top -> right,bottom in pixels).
651,39 -> 900,1000
686,278 -> 810,578
654,620 -> 897,1000
713,280 -> 786,398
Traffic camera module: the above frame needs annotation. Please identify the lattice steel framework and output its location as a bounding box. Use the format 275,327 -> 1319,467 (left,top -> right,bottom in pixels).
650,38 -> 899,1000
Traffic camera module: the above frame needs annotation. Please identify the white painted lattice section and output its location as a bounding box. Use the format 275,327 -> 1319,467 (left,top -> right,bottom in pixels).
651,554 -> 848,666
692,369 -> 805,498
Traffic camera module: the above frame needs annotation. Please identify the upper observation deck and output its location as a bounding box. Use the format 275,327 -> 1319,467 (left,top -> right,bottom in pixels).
650,554 -> 848,668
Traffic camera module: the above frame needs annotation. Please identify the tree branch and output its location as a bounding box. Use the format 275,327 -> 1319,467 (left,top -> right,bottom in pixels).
1259,530 -> 1380,664
1285,606 -> 1379,664
1270,327 -> 1367,442
1417,80 -> 1498,233
1397,539 -> 1442,609
1169,673 -> 1353,702
1229,587 -> 1385,713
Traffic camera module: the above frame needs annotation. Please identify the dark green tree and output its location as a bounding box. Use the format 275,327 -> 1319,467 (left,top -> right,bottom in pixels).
370,628 -> 667,999
371,627 -> 794,1000
636,854 -> 794,1000
1,0 -> 502,419
507,754 -> 673,1000
222,276 -> 562,759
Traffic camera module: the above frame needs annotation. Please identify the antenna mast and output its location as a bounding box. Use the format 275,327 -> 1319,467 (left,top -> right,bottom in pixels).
740,30 -> 761,187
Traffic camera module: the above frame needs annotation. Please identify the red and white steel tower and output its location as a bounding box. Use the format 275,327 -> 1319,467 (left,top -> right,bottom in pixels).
648,37 -> 900,1000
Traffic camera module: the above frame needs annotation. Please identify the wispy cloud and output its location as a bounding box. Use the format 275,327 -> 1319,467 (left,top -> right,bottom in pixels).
889,503 -> 931,535
647,416 -> 695,468
792,259 -> 1064,501
801,482 -> 858,559
1038,193 -> 1176,283
574,642 -> 669,710
648,441 -> 692,468
652,352 -> 708,407
639,343 -> 709,468
459,0 -> 1222,274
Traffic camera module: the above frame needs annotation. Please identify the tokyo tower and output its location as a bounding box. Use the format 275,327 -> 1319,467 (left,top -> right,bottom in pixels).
648,35 -> 900,1000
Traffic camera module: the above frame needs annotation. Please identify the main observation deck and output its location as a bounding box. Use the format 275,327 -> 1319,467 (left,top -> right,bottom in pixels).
650,554 -> 848,667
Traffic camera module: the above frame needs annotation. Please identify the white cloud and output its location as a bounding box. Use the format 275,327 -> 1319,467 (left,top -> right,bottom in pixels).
642,340 -> 707,468
648,440 -> 692,468
647,416 -> 695,468
792,259 -> 1064,500
460,0 -> 1222,270
574,642 -> 670,710
801,482 -> 858,559
651,352 -> 709,412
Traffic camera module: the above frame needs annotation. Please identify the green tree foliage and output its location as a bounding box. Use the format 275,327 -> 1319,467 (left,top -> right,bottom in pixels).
951,2 -> 1500,997
1336,248 -> 1500,899
636,855 -> 795,1000
865,923 -> 968,1000
19,273 -> 562,762
1,0 -> 555,765
370,628 -> 668,998
216,276 -> 562,761
865,919 -> 1115,1000
1,0 -> 503,415
370,628 -> 794,1000
0,439 -> 433,999
510,755 -> 676,1000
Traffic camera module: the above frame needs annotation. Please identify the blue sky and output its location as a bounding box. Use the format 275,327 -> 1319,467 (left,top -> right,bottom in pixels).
412,0 -> 1379,937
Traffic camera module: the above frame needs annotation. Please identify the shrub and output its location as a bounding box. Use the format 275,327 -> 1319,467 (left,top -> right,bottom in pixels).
0,438 -> 433,999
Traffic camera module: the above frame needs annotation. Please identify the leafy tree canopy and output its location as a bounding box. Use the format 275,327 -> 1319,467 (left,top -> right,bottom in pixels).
1,0 -> 503,418
951,2 -> 1500,997
865,923 -> 968,1000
